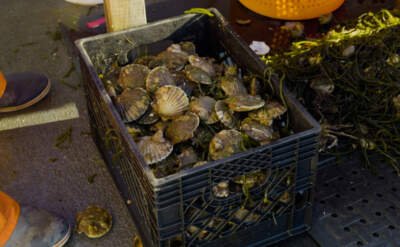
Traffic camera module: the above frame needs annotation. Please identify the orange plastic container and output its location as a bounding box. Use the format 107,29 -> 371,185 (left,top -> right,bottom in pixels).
239,0 -> 344,20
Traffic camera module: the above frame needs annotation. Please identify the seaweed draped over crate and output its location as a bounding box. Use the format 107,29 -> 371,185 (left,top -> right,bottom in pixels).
265,10 -> 400,173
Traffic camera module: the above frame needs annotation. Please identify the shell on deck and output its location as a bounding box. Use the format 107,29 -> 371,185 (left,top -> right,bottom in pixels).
146,66 -> 175,93
137,130 -> 173,165
116,88 -> 150,122
209,129 -> 243,161
165,112 -> 200,144
152,85 -> 189,120
225,95 -> 265,112
117,64 -> 150,90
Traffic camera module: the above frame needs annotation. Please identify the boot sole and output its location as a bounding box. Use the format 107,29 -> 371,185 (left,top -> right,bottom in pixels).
54,223 -> 72,247
0,79 -> 51,113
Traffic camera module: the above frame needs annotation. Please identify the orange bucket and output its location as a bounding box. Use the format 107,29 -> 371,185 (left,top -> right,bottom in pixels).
238,0 -> 344,20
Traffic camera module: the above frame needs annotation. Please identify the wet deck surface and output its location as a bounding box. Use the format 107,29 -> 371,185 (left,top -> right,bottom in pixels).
0,0 -> 398,246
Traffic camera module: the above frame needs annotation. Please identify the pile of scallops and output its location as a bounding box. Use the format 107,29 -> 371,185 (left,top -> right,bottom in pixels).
103,41 -> 287,178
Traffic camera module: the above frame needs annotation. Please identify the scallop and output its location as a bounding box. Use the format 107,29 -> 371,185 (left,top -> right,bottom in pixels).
188,55 -> 216,77
172,72 -> 196,96
189,96 -> 218,124
165,112 -> 199,144
220,76 -> 248,96
137,108 -> 160,125
209,129 -> 244,160
149,51 -> 187,71
177,147 -> 199,167
240,118 -> 275,144
213,181 -> 230,198
251,101 -> 287,121
225,95 -> 265,112
179,41 -> 196,55
117,88 -> 150,122
137,130 -> 173,165
152,85 -> 189,120
134,55 -> 155,67
185,65 -> 212,85
215,100 -> 238,129
117,64 -> 150,90
146,66 -> 175,93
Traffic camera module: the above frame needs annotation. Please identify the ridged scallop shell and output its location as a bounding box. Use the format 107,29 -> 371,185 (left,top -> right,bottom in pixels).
240,118 -> 274,144
165,112 -> 200,144
172,72 -> 196,96
215,100 -> 237,129
189,96 -> 218,124
137,130 -> 173,165
179,41 -> 196,55
185,65 -> 212,85
117,64 -> 150,89
149,51 -> 187,71
225,95 -> 265,112
189,55 -> 216,77
152,85 -> 189,120
220,76 -> 248,96
146,66 -> 175,93
209,129 -> 243,161
117,88 -> 150,122
134,56 -> 155,67
265,101 -> 287,118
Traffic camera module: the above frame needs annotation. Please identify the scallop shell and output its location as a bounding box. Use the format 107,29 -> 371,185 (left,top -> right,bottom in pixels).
220,76 -> 248,96
240,118 -> 274,144
117,64 -> 150,90
177,147 -> 199,167
146,66 -> 175,93
117,88 -> 150,122
152,85 -> 189,120
209,129 -> 243,161
165,112 -> 200,144
76,206 -> 112,239
179,41 -> 196,55
172,72 -> 196,96
185,65 -> 212,85
137,108 -> 160,125
213,181 -> 230,198
134,56 -> 155,67
189,96 -> 218,124
149,51 -> 187,71
188,55 -> 215,77
215,100 -> 238,129
251,101 -> 287,120
137,130 -> 173,165
225,95 -> 265,112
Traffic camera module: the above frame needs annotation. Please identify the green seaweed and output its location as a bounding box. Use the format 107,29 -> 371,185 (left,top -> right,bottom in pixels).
55,126 -> 72,149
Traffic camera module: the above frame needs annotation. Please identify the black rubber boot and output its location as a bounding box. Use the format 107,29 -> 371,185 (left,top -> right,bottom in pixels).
0,72 -> 51,113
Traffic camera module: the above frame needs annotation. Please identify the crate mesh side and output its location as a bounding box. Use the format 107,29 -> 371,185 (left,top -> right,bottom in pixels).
81,65 -> 159,246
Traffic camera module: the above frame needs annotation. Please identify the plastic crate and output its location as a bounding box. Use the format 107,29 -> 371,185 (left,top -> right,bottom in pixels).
76,9 -> 321,247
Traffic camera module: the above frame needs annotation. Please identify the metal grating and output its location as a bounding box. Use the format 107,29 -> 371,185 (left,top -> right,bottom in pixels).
311,155 -> 400,247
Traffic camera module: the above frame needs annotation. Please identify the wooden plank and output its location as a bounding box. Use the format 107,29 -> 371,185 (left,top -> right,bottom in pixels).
103,0 -> 147,32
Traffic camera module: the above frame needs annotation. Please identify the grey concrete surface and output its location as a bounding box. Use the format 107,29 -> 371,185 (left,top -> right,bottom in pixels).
0,1 -> 136,246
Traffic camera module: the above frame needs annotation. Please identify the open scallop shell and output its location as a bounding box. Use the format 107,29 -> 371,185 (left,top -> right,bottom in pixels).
137,108 -> 160,125
189,96 -> 218,124
225,95 -> 265,112
117,88 -> 150,122
209,129 -> 243,161
152,85 -> 189,120
220,76 -> 248,96
117,64 -> 150,90
146,66 -> 175,93
137,130 -> 173,165
177,147 -> 199,167
165,112 -> 200,144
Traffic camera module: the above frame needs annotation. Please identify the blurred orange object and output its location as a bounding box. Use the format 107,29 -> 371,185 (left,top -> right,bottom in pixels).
0,72 -> 6,98
239,0 -> 344,20
0,191 -> 20,247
